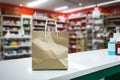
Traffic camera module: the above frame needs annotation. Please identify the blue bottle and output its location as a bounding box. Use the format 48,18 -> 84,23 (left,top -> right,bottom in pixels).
108,38 -> 116,55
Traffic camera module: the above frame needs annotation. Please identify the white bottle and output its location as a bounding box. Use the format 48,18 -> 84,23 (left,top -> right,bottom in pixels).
5,30 -> 11,38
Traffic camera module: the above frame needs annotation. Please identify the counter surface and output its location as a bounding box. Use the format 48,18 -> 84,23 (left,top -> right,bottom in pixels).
0,49 -> 120,80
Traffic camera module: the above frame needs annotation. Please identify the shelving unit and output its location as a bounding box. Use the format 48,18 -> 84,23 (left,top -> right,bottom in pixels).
1,15 -> 21,36
86,21 -> 93,51
87,14 -> 107,50
57,21 -> 68,32
68,16 -> 87,53
105,15 -> 120,32
33,18 -> 46,31
2,37 -> 31,59
33,18 -> 68,32
21,15 -> 32,36
33,13 -> 68,31
69,37 -> 86,53
0,15 -> 32,59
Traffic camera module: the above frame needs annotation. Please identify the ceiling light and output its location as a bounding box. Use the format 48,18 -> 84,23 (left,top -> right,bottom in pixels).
27,0 -> 48,7
98,0 -> 120,6
54,6 -> 68,11
79,3 -> 82,6
62,0 -> 120,13
20,4 -> 23,7
62,5 -> 94,13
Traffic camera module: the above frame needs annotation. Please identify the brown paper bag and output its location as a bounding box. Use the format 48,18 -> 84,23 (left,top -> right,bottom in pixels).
32,31 -> 68,70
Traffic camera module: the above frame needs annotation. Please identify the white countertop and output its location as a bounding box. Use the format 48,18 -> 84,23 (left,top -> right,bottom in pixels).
0,49 -> 120,80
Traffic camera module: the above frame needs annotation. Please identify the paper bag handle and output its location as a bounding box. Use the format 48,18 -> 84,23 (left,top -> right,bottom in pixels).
45,19 -> 58,37
45,19 -> 58,32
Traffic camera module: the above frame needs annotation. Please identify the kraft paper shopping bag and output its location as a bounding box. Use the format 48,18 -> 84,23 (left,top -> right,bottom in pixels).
32,31 -> 68,70
32,19 -> 68,70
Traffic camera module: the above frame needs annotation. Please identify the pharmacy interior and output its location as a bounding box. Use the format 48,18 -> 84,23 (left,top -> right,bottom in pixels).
0,0 -> 120,80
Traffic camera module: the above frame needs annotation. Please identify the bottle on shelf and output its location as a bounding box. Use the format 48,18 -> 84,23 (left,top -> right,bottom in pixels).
5,30 -> 11,38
